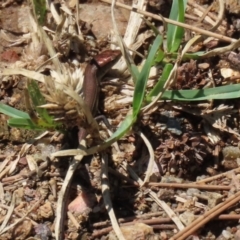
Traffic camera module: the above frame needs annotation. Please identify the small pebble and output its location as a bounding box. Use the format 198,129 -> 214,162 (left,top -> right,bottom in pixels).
198,62 -> 210,70
222,230 -> 233,239
186,188 -> 200,196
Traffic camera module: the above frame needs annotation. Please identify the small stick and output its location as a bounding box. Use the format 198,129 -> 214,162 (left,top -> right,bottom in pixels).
148,182 -> 231,191
91,213 -> 240,239
93,213 -> 240,229
93,212 -> 165,227
193,167 -> 240,184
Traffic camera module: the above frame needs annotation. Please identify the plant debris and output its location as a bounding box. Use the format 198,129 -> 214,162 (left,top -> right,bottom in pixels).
1,0 -> 240,240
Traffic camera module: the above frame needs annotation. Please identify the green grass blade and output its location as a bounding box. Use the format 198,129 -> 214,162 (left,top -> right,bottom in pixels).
167,0 -> 187,53
108,114 -> 135,141
102,36 -> 162,146
182,52 -> 205,60
27,80 -> 55,125
32,0 -> 47,26
146,63 -> 173,102
154,48 -> 165,63
27,80 -> 45,106
130,64 -> 140,80
162,84 -> 240,101
133,34 -> 163,116
168,51 -> 205,60
8,118 -> 40,130
0,103 -> 30,119
143,17 -> 164,36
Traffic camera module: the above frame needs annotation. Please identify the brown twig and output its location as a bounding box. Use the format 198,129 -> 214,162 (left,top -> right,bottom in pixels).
193,167 -> 240,184
151,224 -> 176,229
91,220 -> 176,238
91,213 -> 240,238
217,214 -> 240,220
148,182 -> 231,191
93,212 -> 164,228
170,191 -> 240,240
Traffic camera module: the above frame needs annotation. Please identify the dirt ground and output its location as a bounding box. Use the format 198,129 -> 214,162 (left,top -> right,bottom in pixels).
1,0 -> 240,239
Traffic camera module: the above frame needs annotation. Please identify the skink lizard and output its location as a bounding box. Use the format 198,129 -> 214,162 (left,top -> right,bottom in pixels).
78,50 -> 121,143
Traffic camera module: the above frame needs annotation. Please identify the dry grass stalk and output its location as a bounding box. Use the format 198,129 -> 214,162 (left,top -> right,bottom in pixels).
136,131 -> 155,185
0,197 -> 43,235
101,0 -> 235,43
54,156 -> 84,240
101,153 -> 125,240
0,191 -> 16,233
188,0 -> 227,26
